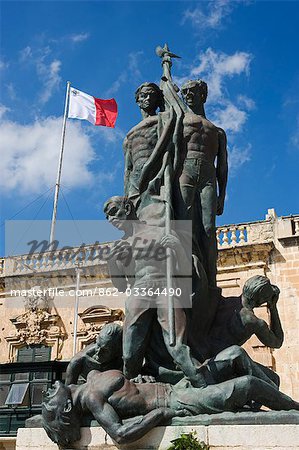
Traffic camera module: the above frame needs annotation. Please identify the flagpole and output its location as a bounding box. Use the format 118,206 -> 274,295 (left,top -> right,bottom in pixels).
49,80 -> 71,246
72,261 -> 82,356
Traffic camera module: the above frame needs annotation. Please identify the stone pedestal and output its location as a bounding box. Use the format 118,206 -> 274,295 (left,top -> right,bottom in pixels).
16,423 -> 299,450
0,436 -> 16,450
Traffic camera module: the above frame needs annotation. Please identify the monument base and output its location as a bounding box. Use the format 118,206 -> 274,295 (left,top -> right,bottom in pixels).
0,436 -> 16,450
17,413 -> 299,449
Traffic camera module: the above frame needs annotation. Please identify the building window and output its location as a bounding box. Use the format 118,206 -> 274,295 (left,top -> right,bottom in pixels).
5,383 -> 29,407
17,345 -> 51,363
1,345 -> 51,408
0,384 -> 10,407
0,350 -> 68,436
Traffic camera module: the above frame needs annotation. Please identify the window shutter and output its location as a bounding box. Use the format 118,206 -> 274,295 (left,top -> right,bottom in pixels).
17,345 -> 51,363
34,346 -> 51,362
17,347 -> 33,363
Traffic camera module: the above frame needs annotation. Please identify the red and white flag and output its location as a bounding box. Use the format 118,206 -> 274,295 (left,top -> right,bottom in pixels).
68,87 -> 118,128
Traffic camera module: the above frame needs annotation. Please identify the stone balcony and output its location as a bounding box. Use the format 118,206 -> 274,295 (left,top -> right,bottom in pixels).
2,242 -> 113,278
217,209 -> 299,247
1,209 -> 299,278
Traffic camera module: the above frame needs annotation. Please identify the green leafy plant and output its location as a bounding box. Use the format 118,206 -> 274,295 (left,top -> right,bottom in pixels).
167,431 -> 210,450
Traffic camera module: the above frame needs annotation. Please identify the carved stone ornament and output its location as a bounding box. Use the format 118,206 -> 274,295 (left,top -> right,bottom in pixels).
23,285 -> 50,311
5,308 -> 66,362
76,305 -> 124,350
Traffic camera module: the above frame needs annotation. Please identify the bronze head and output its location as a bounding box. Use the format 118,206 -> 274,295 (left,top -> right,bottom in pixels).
103,196 -> 137,230
42,381 -> 81,447
181,79 -> 208,108
135,82 -> 164,116
242,275 -> 280,308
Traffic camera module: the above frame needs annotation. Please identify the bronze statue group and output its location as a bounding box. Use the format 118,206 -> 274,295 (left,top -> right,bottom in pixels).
42,46 -> 299,447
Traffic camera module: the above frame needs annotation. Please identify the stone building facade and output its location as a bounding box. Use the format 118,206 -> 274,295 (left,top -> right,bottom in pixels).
0,209 -> 298,437
216,209 -> 299,400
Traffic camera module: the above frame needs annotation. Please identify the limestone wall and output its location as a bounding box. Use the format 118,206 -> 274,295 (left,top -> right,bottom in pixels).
217,210 -> 299,400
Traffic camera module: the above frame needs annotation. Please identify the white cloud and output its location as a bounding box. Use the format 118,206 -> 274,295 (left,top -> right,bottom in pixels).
283,96 -> 299,108
215,52 -> 251,76
19,45 -> 62,104
292,135 -> 299,148
0,117 -> 96,195
182,0 -> 236,30
212,102 -> 247,132
84,122 -> 125,148
106,72 -> 127,97
237,95 -> 255,110
291,116 -> 299,149
69,32 -> 90,43
6,83 -> 16,100
96,160 -> 123,187
0,59 -> 9,70
228,144 -> 251,173
128,51 -> 143,79
0,104 -> 10,120
37,58 -> 62,104
49,33 -> 90,45
99,127 -> 125,144
106,51 -> 144,96
19,46 -> 33,63
189,48 -> 252,102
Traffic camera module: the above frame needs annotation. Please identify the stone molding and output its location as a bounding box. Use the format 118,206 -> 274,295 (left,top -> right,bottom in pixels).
75,305 -> 124,350
5,308 -> 66,362
217,241 -> 274,273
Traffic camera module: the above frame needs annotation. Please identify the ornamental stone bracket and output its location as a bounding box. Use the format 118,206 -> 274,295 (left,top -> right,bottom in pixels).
217,241 -> 275,274
5,309 -> 67,362
75,305 -> 124,350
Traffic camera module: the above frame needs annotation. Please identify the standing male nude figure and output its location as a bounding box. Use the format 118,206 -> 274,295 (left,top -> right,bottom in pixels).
124,82 -> 164,204
104,196 -> 208,388
179,79 -> 228,288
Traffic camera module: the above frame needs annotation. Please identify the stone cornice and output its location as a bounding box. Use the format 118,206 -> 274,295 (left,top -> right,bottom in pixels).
217,241 -> 275,272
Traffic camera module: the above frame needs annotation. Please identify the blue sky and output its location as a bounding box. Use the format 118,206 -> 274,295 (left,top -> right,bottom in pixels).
1,0 -> 299,255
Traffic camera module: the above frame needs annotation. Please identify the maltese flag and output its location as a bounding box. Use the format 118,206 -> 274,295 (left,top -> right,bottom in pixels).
68,87 -> 118,127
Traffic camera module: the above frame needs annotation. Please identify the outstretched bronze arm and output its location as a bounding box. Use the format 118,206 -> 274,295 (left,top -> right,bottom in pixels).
89,399 -> 175,445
